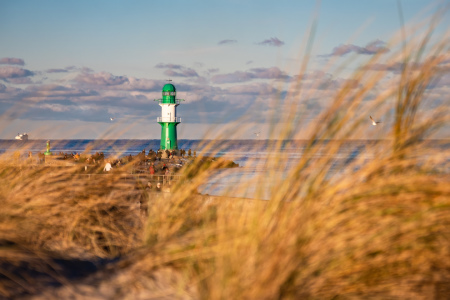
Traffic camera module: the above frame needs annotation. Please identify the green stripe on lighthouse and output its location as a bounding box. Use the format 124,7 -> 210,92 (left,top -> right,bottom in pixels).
158,122 -> 179,150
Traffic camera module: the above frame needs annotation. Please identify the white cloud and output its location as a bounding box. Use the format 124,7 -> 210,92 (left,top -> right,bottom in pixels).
0,57 -> 25,66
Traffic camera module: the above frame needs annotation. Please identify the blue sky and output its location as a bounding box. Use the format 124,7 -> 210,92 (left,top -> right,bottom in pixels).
0,0 -> 448,139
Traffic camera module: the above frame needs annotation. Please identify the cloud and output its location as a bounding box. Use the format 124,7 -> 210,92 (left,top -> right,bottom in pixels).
364,40 -> 390,54
36,103 -> 75,113
45,69 -> 69,73
257,37 -> 285,47
46,68 -> 69,73
156,63 -> 199,77
47,66 -> 92,73
1,71 -> 162,122
326,39 -> 389,57
118,77 -> 161,92
80,67 -> 93,73
427,73 -> 450,89
6,77 -> 33,84
0,57 -> 25,66
155,63 -> 184,70
289,70 -> 362,95
18,102 -> 110,122
164,68 -> 199,77
225,82 -> 278,95
364,61 -> 421,73
250,67 -> 290,80
11,59 -> 446,130
208,68 -> 219,74
211,67 -> 290,84
65,70 -> 161,92
74,71 -> 129,86
0,84 -> 21,97
211,71 -> 255,84
0,66 -> 34,79
20,84 -> 98,102
0,65 -> 367,126
0,68 -> 240,124
218,39 -> 237,45
181,99 -> 237,123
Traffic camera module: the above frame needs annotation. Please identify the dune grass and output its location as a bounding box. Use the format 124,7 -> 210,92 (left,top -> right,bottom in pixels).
0,13 -> 449,299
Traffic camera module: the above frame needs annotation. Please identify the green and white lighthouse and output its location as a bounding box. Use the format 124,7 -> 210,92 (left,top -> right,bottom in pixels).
155,82 -> 184,150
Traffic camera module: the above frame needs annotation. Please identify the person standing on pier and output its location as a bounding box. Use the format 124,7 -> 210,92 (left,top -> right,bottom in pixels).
104,161 -> 112,172
149,163 -> 155,177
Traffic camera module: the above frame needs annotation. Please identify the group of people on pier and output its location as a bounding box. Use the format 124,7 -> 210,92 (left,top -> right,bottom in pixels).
141,148 -> 195,161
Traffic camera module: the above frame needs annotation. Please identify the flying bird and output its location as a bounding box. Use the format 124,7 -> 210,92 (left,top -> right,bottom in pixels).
110,117 -> 115,121
370,116 -> 381,126
253,132 -> 260,137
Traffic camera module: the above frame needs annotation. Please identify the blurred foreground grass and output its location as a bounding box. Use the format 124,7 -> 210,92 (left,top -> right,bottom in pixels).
1,14 -> 450,300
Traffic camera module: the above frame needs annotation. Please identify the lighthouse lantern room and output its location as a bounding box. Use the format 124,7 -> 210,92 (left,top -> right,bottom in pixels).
155,82 -> 184,150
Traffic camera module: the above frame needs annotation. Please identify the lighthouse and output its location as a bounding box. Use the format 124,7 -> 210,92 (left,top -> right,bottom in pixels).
155,82 -> 184,150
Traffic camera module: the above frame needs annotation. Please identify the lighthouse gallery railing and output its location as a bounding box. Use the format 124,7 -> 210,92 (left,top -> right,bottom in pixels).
154,99 -> 183,105
157,117 -> 181,122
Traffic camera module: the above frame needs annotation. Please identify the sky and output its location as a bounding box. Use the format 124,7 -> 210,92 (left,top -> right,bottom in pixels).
0,0 -> 448,140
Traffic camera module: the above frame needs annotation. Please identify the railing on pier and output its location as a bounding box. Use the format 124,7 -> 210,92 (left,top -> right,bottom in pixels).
77,173 -> 184,187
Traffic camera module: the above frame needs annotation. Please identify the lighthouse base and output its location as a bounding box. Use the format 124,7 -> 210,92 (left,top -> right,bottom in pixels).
159,122 -> 179,150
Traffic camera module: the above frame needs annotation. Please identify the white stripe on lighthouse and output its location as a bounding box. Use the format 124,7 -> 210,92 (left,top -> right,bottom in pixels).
161,104 -> 176,122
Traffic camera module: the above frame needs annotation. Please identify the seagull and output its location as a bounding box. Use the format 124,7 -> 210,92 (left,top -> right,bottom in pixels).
370,116 -> 381,126
110,117 -> 115,121
253,132 -> 260,137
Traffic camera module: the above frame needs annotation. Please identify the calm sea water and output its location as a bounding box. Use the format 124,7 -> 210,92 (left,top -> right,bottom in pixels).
0,138 -> 377,168
1,139 -> 448,199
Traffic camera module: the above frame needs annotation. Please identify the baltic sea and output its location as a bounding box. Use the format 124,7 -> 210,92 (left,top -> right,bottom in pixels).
1,139 -> 448,199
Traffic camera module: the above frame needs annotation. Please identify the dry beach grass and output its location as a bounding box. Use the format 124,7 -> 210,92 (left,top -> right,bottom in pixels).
1,13 -> 450,299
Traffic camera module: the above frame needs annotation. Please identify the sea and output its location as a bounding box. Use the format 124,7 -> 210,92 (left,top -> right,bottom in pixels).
1,139 -> 448,199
